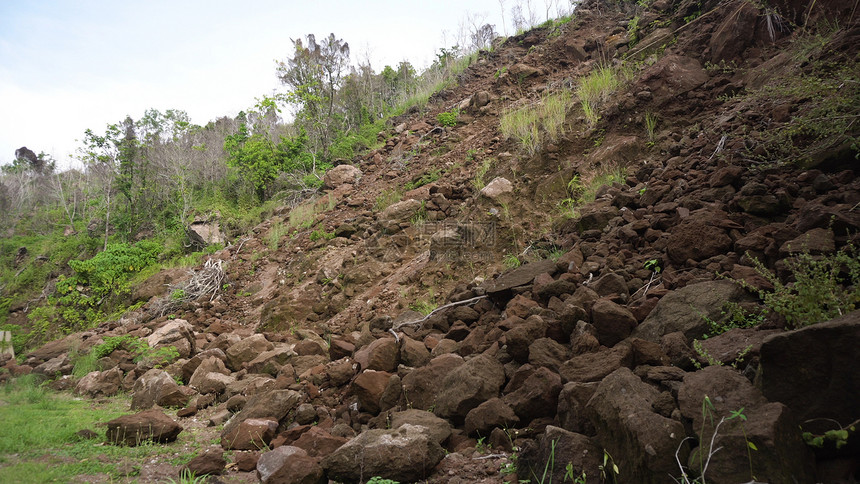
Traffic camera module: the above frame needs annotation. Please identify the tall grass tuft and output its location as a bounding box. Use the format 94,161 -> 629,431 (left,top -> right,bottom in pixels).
500,89 -> 574,155
577,65 -> 624,126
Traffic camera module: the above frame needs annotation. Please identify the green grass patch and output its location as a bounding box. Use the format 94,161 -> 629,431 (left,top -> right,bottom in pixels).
500,89 -> 573,155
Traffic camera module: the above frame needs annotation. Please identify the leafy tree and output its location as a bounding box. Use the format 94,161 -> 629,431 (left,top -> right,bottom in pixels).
277,33 -> 351,156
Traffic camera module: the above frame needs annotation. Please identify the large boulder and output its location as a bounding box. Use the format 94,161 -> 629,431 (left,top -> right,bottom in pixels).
679,366 -> 814,483
503,366 -> 562,424
434,353 -> 506,419
756,311 -> 860,434
220,389 -> 301,442
518,426 -> 602,484
401,353 -> 464,410
321,424 -> 445,483
222,418 -> 278,450
147,319 -> 195,358
226,334 -> 274,371
106,408 -> 183,446
632,280 -> 752,342
591,299 -> 638,347
464,398 -> 519,437
585,368 -> 687,484
257,446 -> 325,484
188,356 -> 233,395
132,368 -> 191,409
323,164 -> 362,189
390,409 -> 452,445
352,370 -> 392,414
74,368 -> 123,398
559,344 -> 633,383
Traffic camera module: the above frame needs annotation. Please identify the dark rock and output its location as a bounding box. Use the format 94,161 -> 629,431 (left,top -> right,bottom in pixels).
757,312 -> 860,434
679,366 -> 815,483
633,280 -> 753,342
709,1 -> 759,62
557,382 -> 599,435
505,315 -> 548,362
226,334 -> 273,371
257,446 -> 325,484
482,259 -> 558,294
528,337 -> 569,372
220,389 -> 301,442
401,353 -> 464,410
434,354 -> 506,419
183,448 -> 226,476
321,425 -> 445,483
131,369 -> 184,410
586,368 -> 687,483
354,337 -> 399,372
503,366 -> 562,424
666,223 -> 733,265
559,344 -> 633,383
291,426 -> 349,457
519,426 -> 601,484
591,299 -> 638,347
222,418 -> 278,450
106,408 -> 183,446
74,368 -> 123,398
352,370 -> 392,414
390,409 -> 452,445
464,398 -> 519,437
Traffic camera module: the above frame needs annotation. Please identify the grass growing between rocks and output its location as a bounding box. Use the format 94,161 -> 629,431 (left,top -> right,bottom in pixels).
0,375 -> 183,483
500,89 -> 574,155
558,166 -> 627,218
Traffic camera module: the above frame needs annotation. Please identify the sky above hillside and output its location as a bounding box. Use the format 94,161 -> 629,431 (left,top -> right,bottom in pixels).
0,1 -> 572,169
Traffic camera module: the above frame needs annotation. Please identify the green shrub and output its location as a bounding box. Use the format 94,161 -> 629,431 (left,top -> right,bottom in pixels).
748,244 -> 859,329
404,169 -> 441,191
437,109 -> 459,127
309,228 -> 335,242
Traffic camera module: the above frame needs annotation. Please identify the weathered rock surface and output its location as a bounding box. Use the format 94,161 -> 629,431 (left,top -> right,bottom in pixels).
586,368 -> 686,484
632,280 -> 752,342
757,311 -> 860,434
434,353 -> 505,419
106,408 -> 183,446
321,424 -> 445,483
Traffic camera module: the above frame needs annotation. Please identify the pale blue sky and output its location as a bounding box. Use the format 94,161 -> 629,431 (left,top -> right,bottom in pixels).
0,0 -> 568,168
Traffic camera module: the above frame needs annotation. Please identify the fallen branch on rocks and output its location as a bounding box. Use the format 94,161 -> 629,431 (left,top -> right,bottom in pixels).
157,258 -> 226,316
392,295 -> 488,330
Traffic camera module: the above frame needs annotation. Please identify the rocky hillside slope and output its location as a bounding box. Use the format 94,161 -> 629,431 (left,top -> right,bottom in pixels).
3,0 -> 859,482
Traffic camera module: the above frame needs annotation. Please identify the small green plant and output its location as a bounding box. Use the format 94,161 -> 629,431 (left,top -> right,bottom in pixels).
503,253 -> 522,269
564,462 -> 587,483
690,340 -> 752,370
166,469 -> 207,484
409,291 -> 437,315
599,450 -> 620,484
404,169 -> 441,191
309,228 -> 335,242
577,66 -> 624,126
410,201 -> 428,227
644,258 -> 661,273
676,397 -> 757,483
627,15 -> 641,45
268,220 -> 289,250
437,108 -> 459,127
366,477 -> 399,484
170,288 -> 186,301
374,188 -> 402,212
644,112 -> 658,144
802,421 -> 857,450
472,158 -> 493,191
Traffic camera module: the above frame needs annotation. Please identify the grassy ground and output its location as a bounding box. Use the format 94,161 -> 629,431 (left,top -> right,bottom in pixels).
0,375 -> 203,483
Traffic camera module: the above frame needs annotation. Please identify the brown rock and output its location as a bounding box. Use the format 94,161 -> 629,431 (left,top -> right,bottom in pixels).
591,299 -> 638,347
183,448 -> 226,476
559,344 -> 633,383
257,446 -> 325,484
222,418 -> 278,450
291,425 -> 348,458
464,398 -> 519,436
106,408 -> 183,446
401,353 -> 465,410
352,370 -> 392,414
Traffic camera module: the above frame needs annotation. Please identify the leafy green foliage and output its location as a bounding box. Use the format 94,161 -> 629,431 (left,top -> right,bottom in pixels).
309,228 -> 335,242
437,109 -> 459,127
224,125 -> 324,201
746,244 -> 859,329
366,477 -> 399,484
